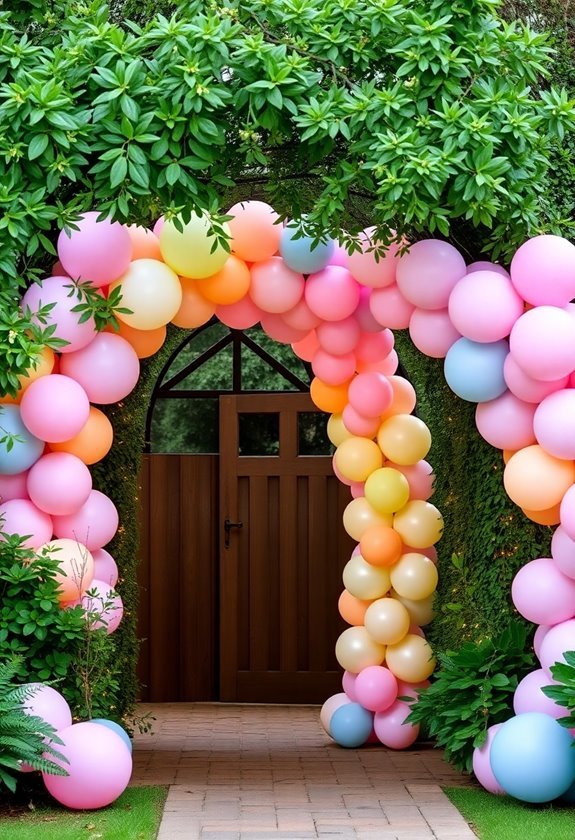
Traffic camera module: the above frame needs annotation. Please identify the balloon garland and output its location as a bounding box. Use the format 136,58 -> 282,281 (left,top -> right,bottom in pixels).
2,202 -> 575,806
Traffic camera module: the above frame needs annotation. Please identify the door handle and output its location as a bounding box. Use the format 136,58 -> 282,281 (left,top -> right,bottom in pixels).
224,518 -> 243,549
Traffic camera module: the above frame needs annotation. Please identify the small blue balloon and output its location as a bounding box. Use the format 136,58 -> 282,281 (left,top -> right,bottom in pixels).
490,713 -> 575,803
91,718 -> 132,753
0,405 -> 45,475
279,223 -> 334,274
329,702 -> 373,748
443,337 -> 508,403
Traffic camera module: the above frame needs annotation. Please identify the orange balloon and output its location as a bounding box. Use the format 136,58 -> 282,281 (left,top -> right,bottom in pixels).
521,503 -> 561,525
503,449 -> 517,464
310,377 -> 350,413
196,255 -> 251,305
49,406 -> 113,464
107,321 -> 166,359
228,200 -> 281,262
171,276 -> 216,328
380,376 -> 417,421
360,524 -> 403,567
126,224 -> 163,260
503,445 -> 575,511
0,347 -> 55,404
338,589 -> 372,625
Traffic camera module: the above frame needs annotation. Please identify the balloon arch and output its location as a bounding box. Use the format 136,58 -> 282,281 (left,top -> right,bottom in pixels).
2,202 -> 575,807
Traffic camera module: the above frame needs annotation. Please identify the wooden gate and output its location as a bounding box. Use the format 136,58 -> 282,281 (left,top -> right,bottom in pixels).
137,393 -> 353,702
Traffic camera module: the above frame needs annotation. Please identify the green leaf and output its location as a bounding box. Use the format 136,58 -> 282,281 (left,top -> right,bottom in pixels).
110,156 -> 128,189
28,135 -> 49,161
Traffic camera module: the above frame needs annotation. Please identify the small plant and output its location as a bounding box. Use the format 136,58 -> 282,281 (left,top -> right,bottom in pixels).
0,656 -> 68,793
542,651 -> 575,729
406,622 -> 535,772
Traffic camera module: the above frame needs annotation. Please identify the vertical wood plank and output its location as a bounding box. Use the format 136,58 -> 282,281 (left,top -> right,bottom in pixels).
279,473 -> 298,672
219,396 -> 240,700
136,455 -> 151,700
249,475 -> 270,672
308,474 -> 328,672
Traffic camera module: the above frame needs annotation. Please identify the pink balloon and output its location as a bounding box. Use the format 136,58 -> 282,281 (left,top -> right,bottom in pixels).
82,579 -> 123,634
472,724 -> 505,795
409,308 -> 461,358
347,228 -> 400,288
92,548 -> 119,588
320,692 -> 350,734
312,349 -> 356,385
510,235 -> 575,307
358,349 -> 399,376
560,485 -> 575,541
60,333 -> 140,404
402,545 -> 437,564
260,314 -> 308,344
503,353 -> 568,404
396,240 -> 466,310
57,212 -> 132,289
348,372 -> 393,418
42,722 -> 132,809
354,287 -> 384,333
534,390 -> 575,460
152,216 -> 164,237
341,405 -> 380,438
21,276 -> 98,353
511,557 -> 575,625
27,452 -> 92,516
355,330 -> 394,364
52,490 -> 119,551
539,618 -> 575,676
305,266 -> 360,321
350,481 -> 365,499
342,671 -> 358,701
0,470 -> 29,502
355,665 -> 398,712
373,700 -> 419,748
20,375 -> 90,443
509,306 -> 575,381
22,684 -> 72,730
475,391 -> 536,450
0,499 -> 53,549
250,257 -> 304,313
328,242 -> 349,268
448,271 -> 524,343
552,527 -> 575,580
291,331 -> 319,362
386,461 -> 435,501
282,298 -> 322,331
370,284 -> 415,329
534,624 -> 550,659
395,679 -> 430,701
513,668 -> 565,719
216,295 -> 262,329
316,317 -> 360,356
467,262 -> 510,278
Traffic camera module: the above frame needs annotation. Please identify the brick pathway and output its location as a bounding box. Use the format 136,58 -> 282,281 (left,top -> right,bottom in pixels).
132,703 -> 477,840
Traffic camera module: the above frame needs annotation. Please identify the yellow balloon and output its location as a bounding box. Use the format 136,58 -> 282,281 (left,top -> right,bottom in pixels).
110,259 -> 183,330
393,592 -> 436,626
343,498 -> 392,541
334,436 -> 383,483
335,626 -> 386,673
385,634 -> 436,682
342,554 -> 391,600
393,500 -> 444,548
327,413 -> 352,447
160,214 -> 230,279
364,597 -> 410,645
377,414 -> 432,465
364,467 -> 410,514
389,552 -> 438,601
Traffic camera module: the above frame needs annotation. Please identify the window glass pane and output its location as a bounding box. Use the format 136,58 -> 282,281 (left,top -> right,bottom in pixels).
162,322 -> 230,383
298,412 -> 334,456
150,398 -> 218,454
242,326 -> 310,391
238,413 -> 279,456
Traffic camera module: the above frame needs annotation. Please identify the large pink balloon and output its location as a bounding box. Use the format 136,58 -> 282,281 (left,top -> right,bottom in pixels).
341,405 -> 380,438
369,284 -> 415,329
539,619 -> 575,676
560,485 -> 575,542
0,470 -> 29,502
52,490 -> 119,551
57,212 -> 132,289
216,295 -> 262,329
534,624 -> 550,659
92,548 -> 119,588
60,333 -> 140,404
448,270 -> 524,343
42,722 -> 132,809
82,579 -> 123,634
282,298 -> 322,331
305,266 -> 360,321
0,499 -> 53,549
511,557 -> 575,625
312,349 -> 356,385
355,665 -> 398,712
509,306 -> 575,381
355,330 -> 394,364
27,452 -> 92,516
408,308 -> 461,358
534,390 -> 575,460
396,240 -> 466,310
510,235 -> 575,307
503,353 -> 568,404
342,670 -> 358,701
316,316 -> 360,356
514,669 -> 565,719
291,331 -> 319,362
373,700 -> 419,748
552,526 -> 575,580
21,276 -> 97,353
347,228 -> 400,288
348,372 -> 393,418
20,374 -> 90,443
475,391 -> 536,451
260,314 -> 308,344
472,724 -> 505,795
355,287 -> 384,333
22,684 -> 72,730
250,257 -> 304,313
467,262 -> 510,278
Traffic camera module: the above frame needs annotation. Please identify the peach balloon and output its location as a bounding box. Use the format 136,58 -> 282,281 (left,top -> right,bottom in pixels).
359,524 -> 403,567
110,259 -> 182,330
521,503 -> 561,525
503,445 -> 575,511
49,407 -> 113,465
342,554 -> 392,600
334,437 -> 383,483
338,589 -> 373,625
310,378 -> 350,413
291,331 -> 320,362
343,498 -> 393,541
379,376 -> 417,421
196,255 -> 251,305
393,500 -> 444,548
39,538 -> 94,604
107,322 -> 166,359
385,634 -> 436,682
364,597 -> 410,645
393,592 -> 436,626
377,414 -> 432,465
389,552 -> 439,601
126,225 -> 162,260
335,626 -> 386,673
171,276 -> 216,328
228,200 -> 281,262
0,347 -> 55,405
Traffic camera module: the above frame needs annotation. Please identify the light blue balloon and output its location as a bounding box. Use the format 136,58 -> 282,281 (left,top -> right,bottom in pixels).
0,405 -> 44,475
279,224 -> 334,273
91,718 -> 132,753
490,713 -> 575,803
443,337 -> 508,403
329,702 -> 373,748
